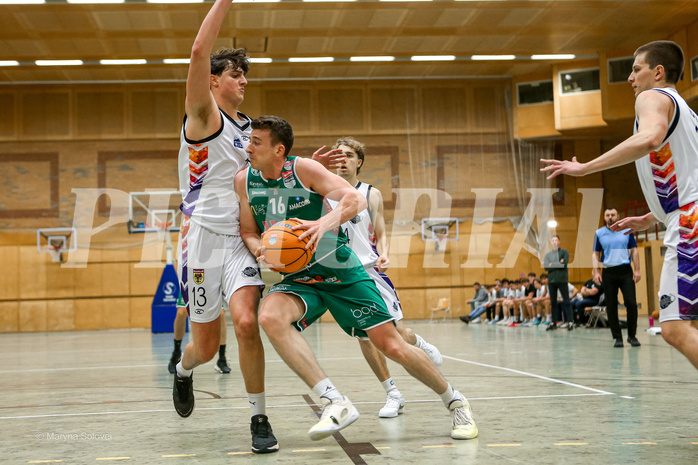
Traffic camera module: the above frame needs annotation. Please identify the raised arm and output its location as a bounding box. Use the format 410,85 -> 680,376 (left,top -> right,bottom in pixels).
293,158 -> 367,249
540,90 -> 673,178
185,0 -> 233,139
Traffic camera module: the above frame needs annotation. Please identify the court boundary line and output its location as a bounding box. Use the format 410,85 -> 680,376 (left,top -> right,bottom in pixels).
443,355 -> 615,395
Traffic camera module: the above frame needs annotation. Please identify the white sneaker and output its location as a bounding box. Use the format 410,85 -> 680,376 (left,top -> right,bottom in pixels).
497,318 -> 508,326
471,317 -> 482,324
416,335 -> 443,366
449,395 -> 478,440
378,391 -> 405,418
308,396 -> 360,441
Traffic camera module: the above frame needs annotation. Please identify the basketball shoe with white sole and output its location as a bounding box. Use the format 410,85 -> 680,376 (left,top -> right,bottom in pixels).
307,396 -> 360,441
449,394 -> 478,439
378,391 -> 405,418
415,334 -> 443,366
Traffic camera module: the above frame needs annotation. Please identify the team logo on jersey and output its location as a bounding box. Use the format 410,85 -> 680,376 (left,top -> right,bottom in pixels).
267,234 -> 278,246
283,160 -> 293,170
193,269 -> 204,284
234,136 -> 243,149
251,168 -> 261,176
659,294 -> 675,309
242,267 -> 258,277
282,170 -> 295,188
250,204 -> 267,216
249,181 -> 264,188
350,214 -> 361,224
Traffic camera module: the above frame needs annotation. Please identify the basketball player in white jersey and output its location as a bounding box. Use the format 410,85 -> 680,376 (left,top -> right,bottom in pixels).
330,137 -> 444,418
172,0 -> 343,452
541,41 -> 698,369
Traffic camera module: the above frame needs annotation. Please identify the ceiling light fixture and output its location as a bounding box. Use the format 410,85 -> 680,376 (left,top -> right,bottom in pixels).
35,60 -> 84,66
249,58 -> 273,64
411,55 -> 456,62
100,59 -> 147,65
163,58 -> 191,64
531,54 -> 576,60
289,57 -> 334,63
0,61 -> 20,67
471,55 -> 516,61
0,0 -> 44,3
350,56 -> 396,62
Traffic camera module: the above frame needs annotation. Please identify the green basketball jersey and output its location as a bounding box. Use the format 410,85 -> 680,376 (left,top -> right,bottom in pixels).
245,156 -> 349,268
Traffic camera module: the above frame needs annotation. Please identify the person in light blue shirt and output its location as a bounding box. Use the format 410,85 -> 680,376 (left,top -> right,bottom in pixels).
593,207 -> 641,348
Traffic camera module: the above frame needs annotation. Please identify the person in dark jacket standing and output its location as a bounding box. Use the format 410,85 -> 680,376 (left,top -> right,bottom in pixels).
543,235 -> 573,331
593,207 -> 642,348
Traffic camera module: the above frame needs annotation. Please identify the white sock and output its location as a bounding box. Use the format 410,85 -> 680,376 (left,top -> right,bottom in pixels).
546,314 -> 552,322
312,378 -> 342,402
381,378 -> 398,394
176,361 -> 192,378
248,392 -> 266,417
438,384 -> 461,408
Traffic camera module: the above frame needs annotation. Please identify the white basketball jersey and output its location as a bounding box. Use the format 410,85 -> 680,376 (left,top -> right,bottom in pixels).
329,182 -> 379,267
634,87 -> 698,223
178,110 -> 252,235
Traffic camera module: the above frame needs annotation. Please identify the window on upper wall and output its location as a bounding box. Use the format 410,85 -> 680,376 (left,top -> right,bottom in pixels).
516,80 -> 554,105
692,55 -> 698,81
608,57 -> 634,84
559,68 -> 600,95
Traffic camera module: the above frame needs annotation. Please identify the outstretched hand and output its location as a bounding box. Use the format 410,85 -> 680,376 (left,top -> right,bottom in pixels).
311,146 -> 345,170
540,156 -> 587,179
610,215 -> 655,235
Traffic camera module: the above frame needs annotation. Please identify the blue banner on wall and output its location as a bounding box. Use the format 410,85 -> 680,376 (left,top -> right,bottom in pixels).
152,264 -> 179,333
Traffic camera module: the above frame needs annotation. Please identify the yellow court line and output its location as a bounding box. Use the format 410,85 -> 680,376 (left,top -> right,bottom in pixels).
375,447 -> 391,450
554,443 -> 589,446
162,454 -> 196,458
487,444 -> 522,447
95,459 -> 130,462
227,452 -> 253,455
693,442 -> 698,445
292,449 -> 326,452
422,445 -> 455,449
28,461 -> 63,464
622,442 -> 657,445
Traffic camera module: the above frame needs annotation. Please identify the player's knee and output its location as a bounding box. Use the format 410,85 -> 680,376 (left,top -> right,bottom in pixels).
195,339 -> 219,362
233,313 -> 259,339
258,306 -> 284,333
376,338 -> 407,362
661,322 -> 684,348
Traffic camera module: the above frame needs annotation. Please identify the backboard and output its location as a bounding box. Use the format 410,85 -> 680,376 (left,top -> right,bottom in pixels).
128,190 -> 182,234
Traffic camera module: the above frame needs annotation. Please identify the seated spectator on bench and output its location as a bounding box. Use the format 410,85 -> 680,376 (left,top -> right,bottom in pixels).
460,282 -> 489,324
571,276 -> 602,325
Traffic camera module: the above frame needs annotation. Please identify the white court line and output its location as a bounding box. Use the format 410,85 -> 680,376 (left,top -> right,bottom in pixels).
443,355 -> 615,395
0,393 -> 609,421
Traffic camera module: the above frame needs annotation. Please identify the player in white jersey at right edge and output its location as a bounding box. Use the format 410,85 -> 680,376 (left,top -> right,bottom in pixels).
327,137 -> 444,418
541,40 -> 698,370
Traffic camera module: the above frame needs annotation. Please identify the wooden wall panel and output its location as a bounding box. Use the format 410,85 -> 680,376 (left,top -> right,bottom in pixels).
74,298 -> 102,330
263,88 -> 312,130
130,90 -> 181,137
0,92 -> 16,138
47,300 -> 75,332
130,296 -> 151,328
46,265 -> 75,299
18,245 -> 47,300
369,87 -> 419,132
0,247 -> 19,300
21,92 -> 70,138
515,103 -> 559,139
422,87 -> 467,131
0,302 -> 19,333
317,88 -> 364,133
471,86 -> 505,131
19,300 -> 47,332
103,297 -> 130,329
76,91 -> 125,137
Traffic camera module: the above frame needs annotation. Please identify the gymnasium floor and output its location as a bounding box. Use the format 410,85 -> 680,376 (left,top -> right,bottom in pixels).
2,319 -> 696,465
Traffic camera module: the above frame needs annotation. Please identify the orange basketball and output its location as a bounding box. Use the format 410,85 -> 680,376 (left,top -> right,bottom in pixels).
652,310 -> 660,320
261,220 -> 314,273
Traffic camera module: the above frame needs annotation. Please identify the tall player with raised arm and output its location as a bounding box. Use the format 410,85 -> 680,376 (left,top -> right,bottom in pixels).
541,40 -> 698,369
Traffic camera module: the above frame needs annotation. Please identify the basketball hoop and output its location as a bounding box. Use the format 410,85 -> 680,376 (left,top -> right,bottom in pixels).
48,245 -> 63,264
435,234 -> 448,251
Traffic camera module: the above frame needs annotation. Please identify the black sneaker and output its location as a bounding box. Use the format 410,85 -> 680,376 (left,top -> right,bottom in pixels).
627,337 -> 641,347
250,414 -> 279,454
168,350 -> 181,374
614,338 -> 624,348
545,323 -> 557,331
459,315 -> 470,324
567,323 -> 574,331
215,357 -> 231,374
173,372 -> 194,417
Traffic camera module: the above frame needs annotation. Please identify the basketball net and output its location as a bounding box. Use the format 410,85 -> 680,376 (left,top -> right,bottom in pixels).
435,234 -> 448,252
48,245 -> 63,264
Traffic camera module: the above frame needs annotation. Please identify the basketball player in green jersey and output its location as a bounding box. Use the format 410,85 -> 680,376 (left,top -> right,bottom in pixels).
234,115 -> 478,441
